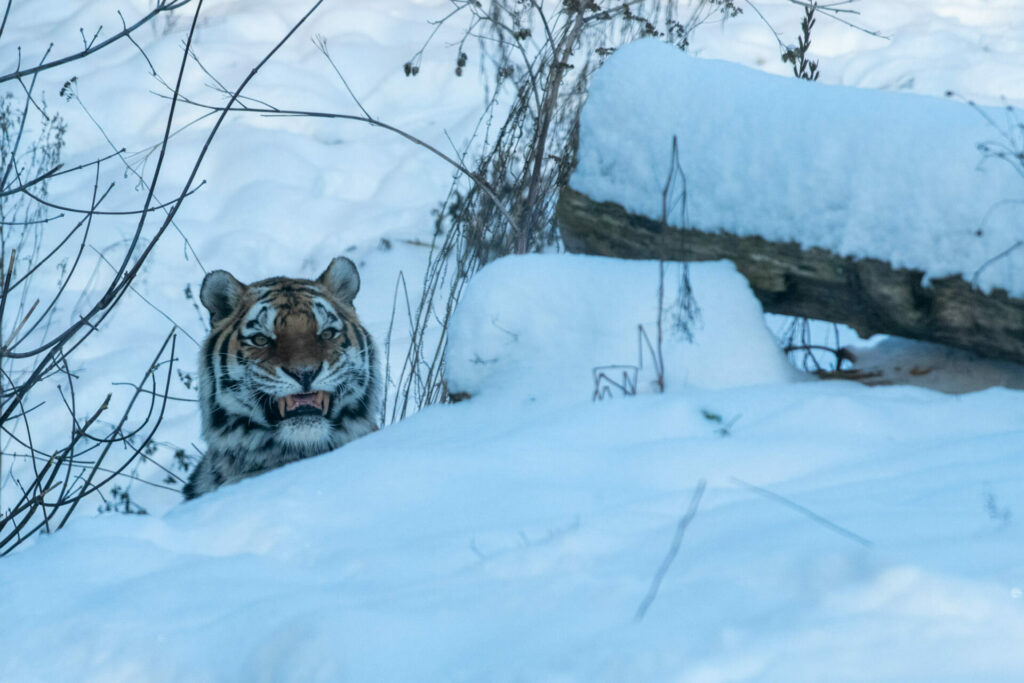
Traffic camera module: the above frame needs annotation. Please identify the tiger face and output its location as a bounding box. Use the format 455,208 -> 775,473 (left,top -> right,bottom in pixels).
185,256 -> 380,499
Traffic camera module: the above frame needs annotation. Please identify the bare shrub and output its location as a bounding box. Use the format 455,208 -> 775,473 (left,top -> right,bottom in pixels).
0,0 -> 322,553
384,0 -> 884,415
382,1 -> 752,420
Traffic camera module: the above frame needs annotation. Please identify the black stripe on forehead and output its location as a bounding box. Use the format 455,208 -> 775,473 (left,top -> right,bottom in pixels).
249,283 -> 357,331
243,304 -> 273,331
313,300 -> 340,325
254,282 -> 319,305
250,292 -> 312,325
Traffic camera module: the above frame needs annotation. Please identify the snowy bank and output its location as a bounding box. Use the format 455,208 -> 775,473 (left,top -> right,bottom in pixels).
4,255 -> 1024,680
445,254 -> 796,401
571,39 -> 1024,296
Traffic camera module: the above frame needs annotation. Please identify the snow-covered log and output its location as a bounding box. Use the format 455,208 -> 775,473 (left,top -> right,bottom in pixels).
559,40 -> 1024,363
558,187 -> 1024,363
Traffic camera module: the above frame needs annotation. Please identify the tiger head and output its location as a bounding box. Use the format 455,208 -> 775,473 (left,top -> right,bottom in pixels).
197,256 -> 380,460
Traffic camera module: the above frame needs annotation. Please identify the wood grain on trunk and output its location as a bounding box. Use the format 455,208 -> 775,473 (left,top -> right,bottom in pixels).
556,186 -> 1024,364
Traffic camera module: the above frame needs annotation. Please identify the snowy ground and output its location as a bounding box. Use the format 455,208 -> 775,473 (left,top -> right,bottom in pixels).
5,253 -> 1024,681
3,1 -> 1024,681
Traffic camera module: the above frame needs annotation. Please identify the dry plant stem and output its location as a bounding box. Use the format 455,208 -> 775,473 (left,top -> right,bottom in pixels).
381,271 -> 413,424
0,331 -> 177,554
518,10 -> 585,254
170,100 -> 522,240
635,478 -> 706,621
381,3 -> 590,417
2,453 -> 180,491
743,0 -> 883,52
70,86 -> 206,272
0,393 -> 110,547
7,166 -> 107,352
0,58 -> 42,195
0,249 -> 16,347
55,334 -> 177,533
0,1 -> 12,44
382,1 -> 649,417
730,477 -> 873,547
90,247 -> 200,347
16,181 -> 204,217
0,0 -> 193,86
656,139 -> 678,393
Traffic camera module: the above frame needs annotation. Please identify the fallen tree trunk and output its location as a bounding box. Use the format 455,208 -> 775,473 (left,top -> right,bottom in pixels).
556,186 -> 1024,365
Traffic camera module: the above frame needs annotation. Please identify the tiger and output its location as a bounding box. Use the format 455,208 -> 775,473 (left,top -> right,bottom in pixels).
183,256 -> 381,500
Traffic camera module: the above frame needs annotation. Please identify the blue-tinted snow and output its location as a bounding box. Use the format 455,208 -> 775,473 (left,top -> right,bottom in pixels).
572,39 -> 1024,295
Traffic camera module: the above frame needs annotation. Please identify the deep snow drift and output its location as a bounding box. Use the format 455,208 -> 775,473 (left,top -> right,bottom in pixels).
571,39 -> 1024,296
4,254 -> 1024,682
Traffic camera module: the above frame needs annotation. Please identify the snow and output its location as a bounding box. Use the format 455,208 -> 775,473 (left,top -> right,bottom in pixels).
3,0 -> 1024,681
571,38 -> 1024,296
6,254 -> 1024,680
687,1 -> 1024,107
446,254 -> 797,401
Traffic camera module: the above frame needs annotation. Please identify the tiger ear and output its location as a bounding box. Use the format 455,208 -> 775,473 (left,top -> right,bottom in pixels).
200,270 -> 245,325
318,256 -> 360,304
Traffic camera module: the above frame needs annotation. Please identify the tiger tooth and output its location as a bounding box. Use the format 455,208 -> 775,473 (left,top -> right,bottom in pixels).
320,391 -> 330,416
278,397 -> 286,418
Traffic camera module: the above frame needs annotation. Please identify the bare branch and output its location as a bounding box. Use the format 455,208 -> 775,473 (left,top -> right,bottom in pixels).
0,1 -> 194,86
170,98 -> 522,238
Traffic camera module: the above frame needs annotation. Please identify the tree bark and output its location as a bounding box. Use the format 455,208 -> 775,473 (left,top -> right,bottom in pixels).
556,186 -> 1024,364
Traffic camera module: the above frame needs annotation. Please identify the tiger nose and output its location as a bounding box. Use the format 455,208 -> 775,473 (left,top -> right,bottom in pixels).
283,366 -> 321,391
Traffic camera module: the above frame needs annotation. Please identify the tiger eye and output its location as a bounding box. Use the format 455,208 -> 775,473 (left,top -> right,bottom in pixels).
249,333 -> 271,347
320,328 -> 338,341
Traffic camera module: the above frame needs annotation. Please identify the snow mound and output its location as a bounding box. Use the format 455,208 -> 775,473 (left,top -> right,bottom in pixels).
571,39 -> 1024,296
445,254 -> 797,401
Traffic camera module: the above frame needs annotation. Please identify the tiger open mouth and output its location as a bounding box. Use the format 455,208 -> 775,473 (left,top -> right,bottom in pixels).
276,391 -> 330,419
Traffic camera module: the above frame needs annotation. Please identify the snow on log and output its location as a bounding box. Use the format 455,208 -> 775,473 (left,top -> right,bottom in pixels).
558,39 -> 1024,363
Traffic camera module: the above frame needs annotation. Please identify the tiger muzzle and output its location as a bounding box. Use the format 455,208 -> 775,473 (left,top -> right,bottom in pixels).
276,391 -> 330,419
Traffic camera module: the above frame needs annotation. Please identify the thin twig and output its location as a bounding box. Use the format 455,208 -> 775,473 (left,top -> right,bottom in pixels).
170,98 -> 522,238
731,477 -> 873,547
89,246 -> 200,347
0,1 -> 194,86
635,479 -> 706,621
313,35 -> 373,120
